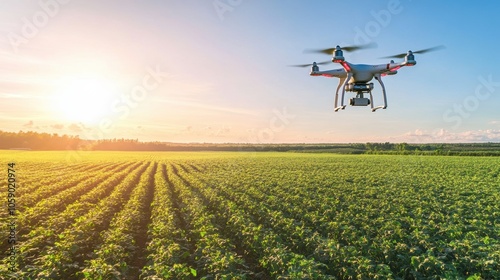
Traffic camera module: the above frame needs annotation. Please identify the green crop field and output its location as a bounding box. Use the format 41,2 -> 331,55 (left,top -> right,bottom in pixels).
1,151 -> 499,279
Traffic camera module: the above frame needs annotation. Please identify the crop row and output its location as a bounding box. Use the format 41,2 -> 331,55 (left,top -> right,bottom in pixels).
1,153 -> 498,279
4,162 -> 150,278
81,162 -> 157,279
15,161 -> 116,197
174,163 -> 331,279
173,155 -> 500,279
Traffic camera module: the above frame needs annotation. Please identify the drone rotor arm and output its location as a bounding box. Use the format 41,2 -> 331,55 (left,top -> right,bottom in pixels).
311,68 -> 346,78
376,61 -> 407,76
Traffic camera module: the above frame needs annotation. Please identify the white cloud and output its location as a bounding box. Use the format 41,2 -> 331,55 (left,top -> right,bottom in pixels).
23,120 -> 34,128
68,123 -> 90,133
51,124 -> 64,130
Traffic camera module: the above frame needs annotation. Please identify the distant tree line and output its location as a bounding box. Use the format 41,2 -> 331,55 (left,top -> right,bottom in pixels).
362,142 -> 500,156
1,130 -> 499,155
0,130 -> 81,150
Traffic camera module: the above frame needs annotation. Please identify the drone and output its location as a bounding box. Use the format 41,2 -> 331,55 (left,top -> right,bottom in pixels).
291,44 -> 444,112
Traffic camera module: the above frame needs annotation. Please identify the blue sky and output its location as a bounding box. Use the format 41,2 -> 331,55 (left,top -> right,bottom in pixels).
1,0 -> 500,143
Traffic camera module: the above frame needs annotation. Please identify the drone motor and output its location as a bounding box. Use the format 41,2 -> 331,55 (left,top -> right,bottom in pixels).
333,46 -> 345,62
405,51 -> 416,66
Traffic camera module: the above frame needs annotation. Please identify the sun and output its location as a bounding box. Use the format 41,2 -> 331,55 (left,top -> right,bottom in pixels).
53,75 -> 118,124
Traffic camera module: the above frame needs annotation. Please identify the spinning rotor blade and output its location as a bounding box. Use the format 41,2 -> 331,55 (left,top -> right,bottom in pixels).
380,45 -> 445,59
304,42 -> 377,55
413,45 -> 446,54
288,61 -> 330,68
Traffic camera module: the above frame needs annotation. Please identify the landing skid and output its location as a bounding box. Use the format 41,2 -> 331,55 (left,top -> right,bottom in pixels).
372,74 -> 388,112
334,105 -> 346,112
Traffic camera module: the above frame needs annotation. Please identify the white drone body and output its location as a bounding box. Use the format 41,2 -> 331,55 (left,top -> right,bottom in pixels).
293,45 -> 443,112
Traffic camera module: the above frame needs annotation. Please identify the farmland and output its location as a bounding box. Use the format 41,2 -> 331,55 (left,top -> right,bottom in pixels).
1,151 -> 499,279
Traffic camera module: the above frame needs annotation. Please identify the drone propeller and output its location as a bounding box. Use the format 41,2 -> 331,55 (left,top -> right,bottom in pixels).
380,45 -> 445,59
304,42 -> 377,55
288,61 -> 330,68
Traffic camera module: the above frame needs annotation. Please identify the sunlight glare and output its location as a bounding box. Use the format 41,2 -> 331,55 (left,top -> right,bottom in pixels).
54,75 -> 118,124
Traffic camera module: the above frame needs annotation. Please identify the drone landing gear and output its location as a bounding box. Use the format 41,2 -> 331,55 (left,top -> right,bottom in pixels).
334,74 -> 388,112
371,74 -> 388,112
334,105 -> 346,112
334,75 -> 349,112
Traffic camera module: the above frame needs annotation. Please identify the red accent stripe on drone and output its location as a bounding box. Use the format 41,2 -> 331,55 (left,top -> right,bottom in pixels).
340,61 -> 351,72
